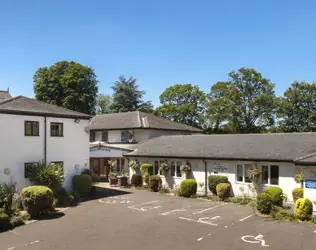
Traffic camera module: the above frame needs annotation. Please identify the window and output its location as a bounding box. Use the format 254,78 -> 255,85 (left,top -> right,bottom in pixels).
121,131 -> 129,142
51,122 -> 63,137
236,163 -> 254,183
171,161 -> 175,176
176,161 -> 182,177
25,121 -> 39,136
90,131 -> 95,142
101,131 -> 108,142
24,162 -> 37,178
236,164 -> 243,182
261,165 -> 279,185
154,161 -> 159,175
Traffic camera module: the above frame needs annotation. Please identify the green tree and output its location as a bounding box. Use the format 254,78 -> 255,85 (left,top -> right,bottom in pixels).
278,81 -> 316,132
154,84 -> 206,128
96,94 -> 112,114
207,68 -> 278,133
33,61 -> 98,114
110,75 -> 153,112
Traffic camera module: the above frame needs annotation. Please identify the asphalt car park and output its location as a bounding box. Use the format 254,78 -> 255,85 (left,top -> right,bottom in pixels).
0,187 -> 315,250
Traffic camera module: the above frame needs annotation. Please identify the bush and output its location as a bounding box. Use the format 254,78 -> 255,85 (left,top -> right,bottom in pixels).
72,175 -> 92,197
10,215 -> 25,227
216,183 -> 231,201
131,174 -> 143,187
292,188 -> 303,203
228,196 -> 254,206
208,175 -> 228,195
295,198 -> 313,221
0,212 -> 10,231
159,187 -> 170,194
29,161 -> 64,194
180,179 -> 197,198
81,169 -> 93,176
91,174 -> 100,183
263,186 -> 283,207
141,164 -> 153,185
270,206 -> 297,221
55,188 -> 70,207
0,182 -> 17,216
20,186 -> 54,218
148,175 -> 162,192
256,192 -> 273,214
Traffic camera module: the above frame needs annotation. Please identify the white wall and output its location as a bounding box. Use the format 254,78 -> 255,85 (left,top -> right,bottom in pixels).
0,113 -> 89,191
90,147 -> 127,158
127,157 -> 316,204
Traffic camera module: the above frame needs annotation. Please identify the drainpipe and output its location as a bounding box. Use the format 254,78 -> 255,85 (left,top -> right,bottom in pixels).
203,160 -> 208,195
44,116 -> 47,163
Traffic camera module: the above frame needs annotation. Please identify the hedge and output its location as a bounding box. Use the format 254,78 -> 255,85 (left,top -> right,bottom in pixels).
292,188 -> 303,203
263,186 -> 283,207
131,174 -> 143,187
180,179 -> 197,198
256,192 -> 273,214
216,183 -> 231,201
0,212 -> 10,231
208,175 -> 228,195
295,198 -> 313,221
20,186 -> 54,218
148,175 -> 162,192
72,175 -> 92,197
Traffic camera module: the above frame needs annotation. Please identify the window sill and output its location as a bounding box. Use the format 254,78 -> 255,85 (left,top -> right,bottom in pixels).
235,181 -> 253,185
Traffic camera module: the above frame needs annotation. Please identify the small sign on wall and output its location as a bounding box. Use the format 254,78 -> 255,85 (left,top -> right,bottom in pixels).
305,179 -> 316,189
213,164 -> 228,173
4,168 -> 10,175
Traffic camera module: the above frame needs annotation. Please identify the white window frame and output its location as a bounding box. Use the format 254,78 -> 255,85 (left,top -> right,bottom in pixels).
170,160 -> 182,178
261,165 -> 279,186
235,163 -> 253,184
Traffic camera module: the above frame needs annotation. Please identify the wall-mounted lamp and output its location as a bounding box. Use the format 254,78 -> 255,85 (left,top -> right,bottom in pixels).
74,119 -> 80,123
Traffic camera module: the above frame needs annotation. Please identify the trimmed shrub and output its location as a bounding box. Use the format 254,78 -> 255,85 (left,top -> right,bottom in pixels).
72,175 -> 92,197
55,187 -> 70,207
180,179 -> 197,198
0,212 -> 10,231
208,175 -> 228,195
81,169 -> 93,176
256,192 -> 273,214
131,174 -> 143,187
20,186 -> 54,218
148,175 -> 162,192
292,188 -> 303,203
216,183 -> 231,201
295,198 -> 313,221
141,164 -> 153,185
10,215 -> 25,227
263,186 -> 283,207
91,174 -> 100,183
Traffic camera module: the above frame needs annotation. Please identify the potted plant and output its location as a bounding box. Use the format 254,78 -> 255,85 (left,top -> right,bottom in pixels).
159,161 -> 169,176
129,160 -> 140,174
109,171 -> 118,186
295,171 -> 304,188
180,161 -> 191,179
118,169 -> 128,187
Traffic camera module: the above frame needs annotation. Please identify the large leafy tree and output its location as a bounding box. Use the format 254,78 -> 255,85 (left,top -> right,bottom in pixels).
206,68 -> 278,133
95,94 -> 112,114
154,84 -> 206,128
110,75 -> 153,112
33,61 -> 98,114
278,81 -> 316,132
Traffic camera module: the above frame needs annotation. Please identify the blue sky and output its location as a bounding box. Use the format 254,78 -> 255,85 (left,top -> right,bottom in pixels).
0,1 -> 315,107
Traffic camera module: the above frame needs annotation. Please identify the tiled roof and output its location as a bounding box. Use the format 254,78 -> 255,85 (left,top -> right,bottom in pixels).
0,90 -> 12,100
89,111 -> 202,132
0,96 -> 90,119
124,133 -> 316,164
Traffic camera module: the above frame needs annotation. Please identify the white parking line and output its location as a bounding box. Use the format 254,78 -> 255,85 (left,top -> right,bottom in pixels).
160,209 -> 186,216
179,217 -> 195,222
239,215 -> 253,222
193,204 -> 224,215
197,238 -> 203,241
128,200 -> 158,209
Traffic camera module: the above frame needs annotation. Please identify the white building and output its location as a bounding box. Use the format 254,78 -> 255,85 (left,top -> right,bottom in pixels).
0,92 -> 90,190
89,111 -> 202,181
124,133 -> 316,208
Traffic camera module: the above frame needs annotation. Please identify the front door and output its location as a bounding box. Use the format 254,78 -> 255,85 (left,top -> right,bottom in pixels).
90,158 -> 110,182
